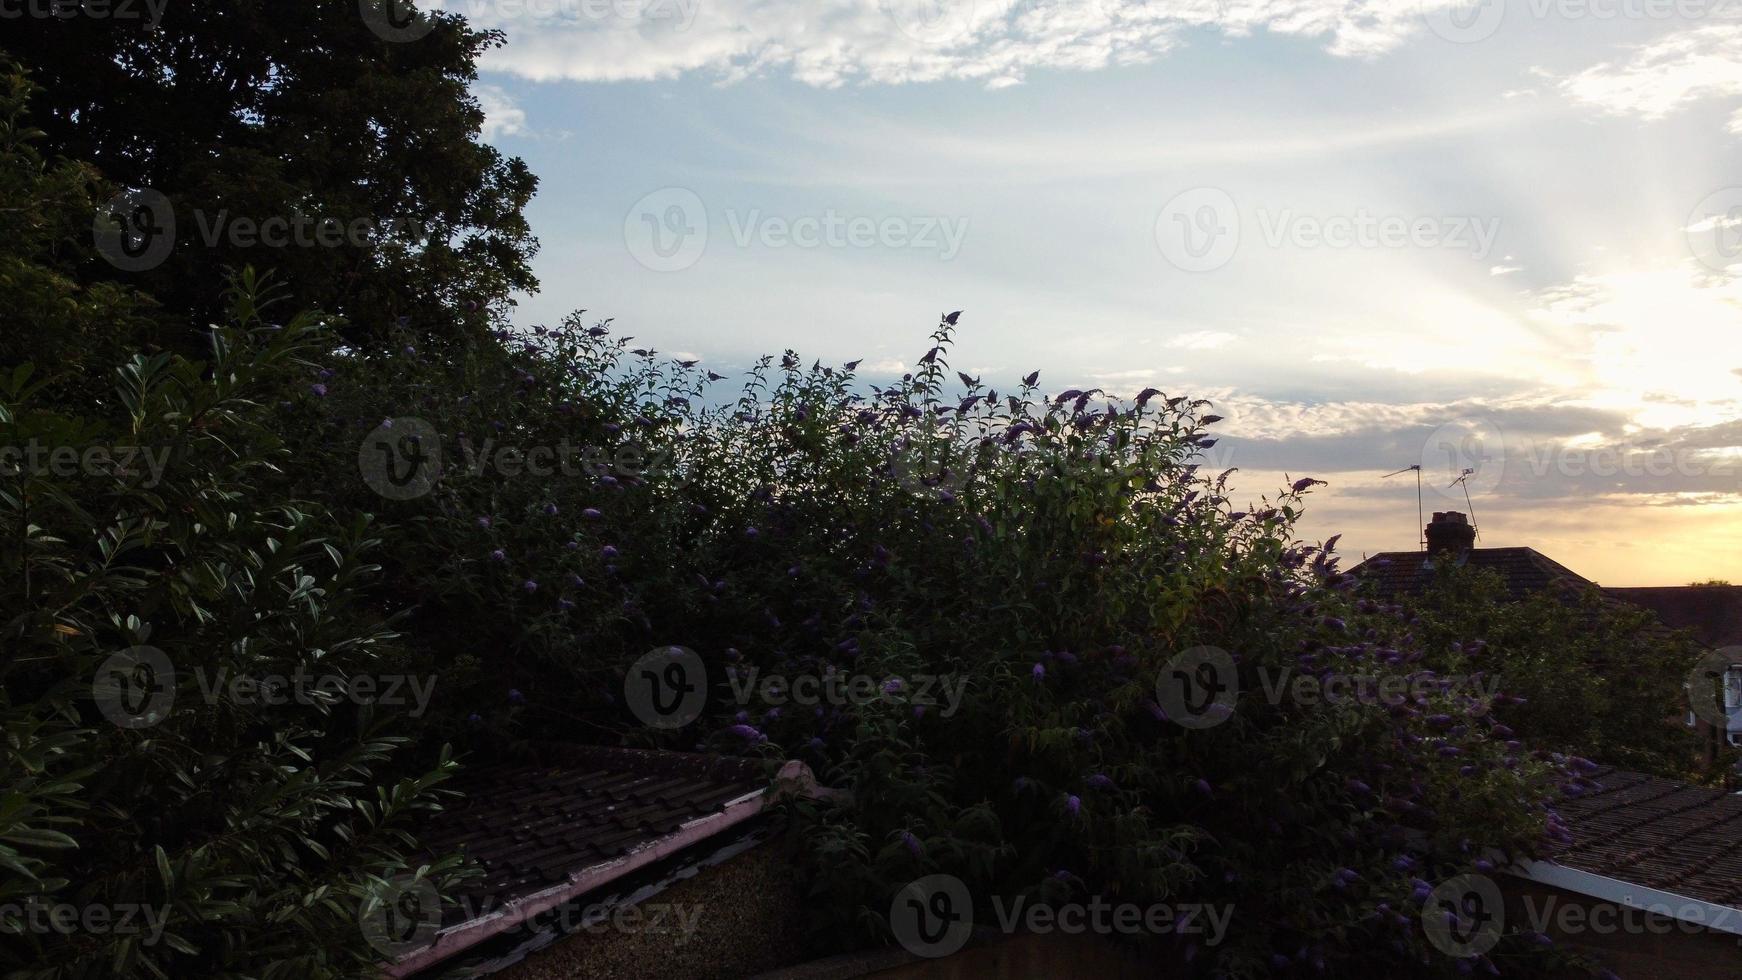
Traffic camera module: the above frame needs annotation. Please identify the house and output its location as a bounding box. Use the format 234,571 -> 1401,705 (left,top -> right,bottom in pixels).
1350,511 -> 1742,758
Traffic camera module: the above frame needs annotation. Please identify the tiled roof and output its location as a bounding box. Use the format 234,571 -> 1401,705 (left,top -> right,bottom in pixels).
417,745 -> 771,918
1604,587 -> 1742,649
1348,547 -> 1596,600
387,746 -> 789,976
1551,767 -> 1742,908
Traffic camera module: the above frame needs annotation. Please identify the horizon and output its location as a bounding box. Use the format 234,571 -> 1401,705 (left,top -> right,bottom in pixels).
443,0 -> 1742,586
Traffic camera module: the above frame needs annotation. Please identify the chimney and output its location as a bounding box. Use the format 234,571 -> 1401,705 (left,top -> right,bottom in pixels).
1425,511 -> 1476,557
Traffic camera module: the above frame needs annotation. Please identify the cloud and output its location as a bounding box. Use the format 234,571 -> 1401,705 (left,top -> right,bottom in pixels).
1559,25 -> 1742,126
474,84 -> 527,140
444,0 -> 1478,88
1168,329 -> 1237,350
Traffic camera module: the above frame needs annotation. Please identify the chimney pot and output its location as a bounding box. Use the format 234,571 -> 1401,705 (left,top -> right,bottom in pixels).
1425,510 -> 1476,556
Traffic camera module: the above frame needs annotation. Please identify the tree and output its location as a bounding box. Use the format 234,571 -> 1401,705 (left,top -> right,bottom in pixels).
0,60 -> 158,403
4,0 -> 538,351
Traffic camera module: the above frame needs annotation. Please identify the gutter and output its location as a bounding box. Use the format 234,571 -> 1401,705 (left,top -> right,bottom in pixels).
1510,860 -> 1742,937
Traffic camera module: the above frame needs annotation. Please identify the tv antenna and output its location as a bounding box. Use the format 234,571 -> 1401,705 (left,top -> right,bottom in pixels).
1448,469 -> 1482,541
1382,464 -> 1424,551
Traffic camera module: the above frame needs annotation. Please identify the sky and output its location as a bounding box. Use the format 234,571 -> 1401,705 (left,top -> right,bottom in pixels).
422,0 -> 1742,586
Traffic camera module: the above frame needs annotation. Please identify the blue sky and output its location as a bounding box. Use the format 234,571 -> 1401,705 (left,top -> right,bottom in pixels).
436,0 -> 1742,585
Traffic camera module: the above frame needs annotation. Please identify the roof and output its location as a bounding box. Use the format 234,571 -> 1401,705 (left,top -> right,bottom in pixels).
384,746 -> 812,977
1348,547 -> 1596,600
1603,587 -> 1742,649
1516,767 -> 1742,933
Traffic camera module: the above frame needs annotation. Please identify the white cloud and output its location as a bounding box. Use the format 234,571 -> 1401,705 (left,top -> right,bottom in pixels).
442,0 -> 1479,88
475,84 -> 527,140
1559,25 -> 1742,125
1168,329 -> 1238,350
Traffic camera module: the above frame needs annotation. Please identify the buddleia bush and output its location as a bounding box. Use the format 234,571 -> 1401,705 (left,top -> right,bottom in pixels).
281,311 -> 1605,977
0,280 -> 469,979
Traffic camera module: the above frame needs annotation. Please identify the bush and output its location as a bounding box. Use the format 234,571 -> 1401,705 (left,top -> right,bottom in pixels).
1397,560 -> 1706,779
283,314 -> 1597,977
0,281 -> 468,979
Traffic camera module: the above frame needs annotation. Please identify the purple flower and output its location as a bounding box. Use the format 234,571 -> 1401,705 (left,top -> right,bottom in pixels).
1032,663 -> 1046,681
1065,794 -> 1081,816
543,503 -> 559,516
601,545 -> 620,559
523,580 -> 538,593
582,508 -> 602,520
1194,778 -> 1213,798
726,724 -> 766,742
489,549 -> 507,562
476,516 -> 492,528
901,831 -> 922,858
310,383 -> 328,397
507,688 -> 525,704
1087,773 -> 1115,791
